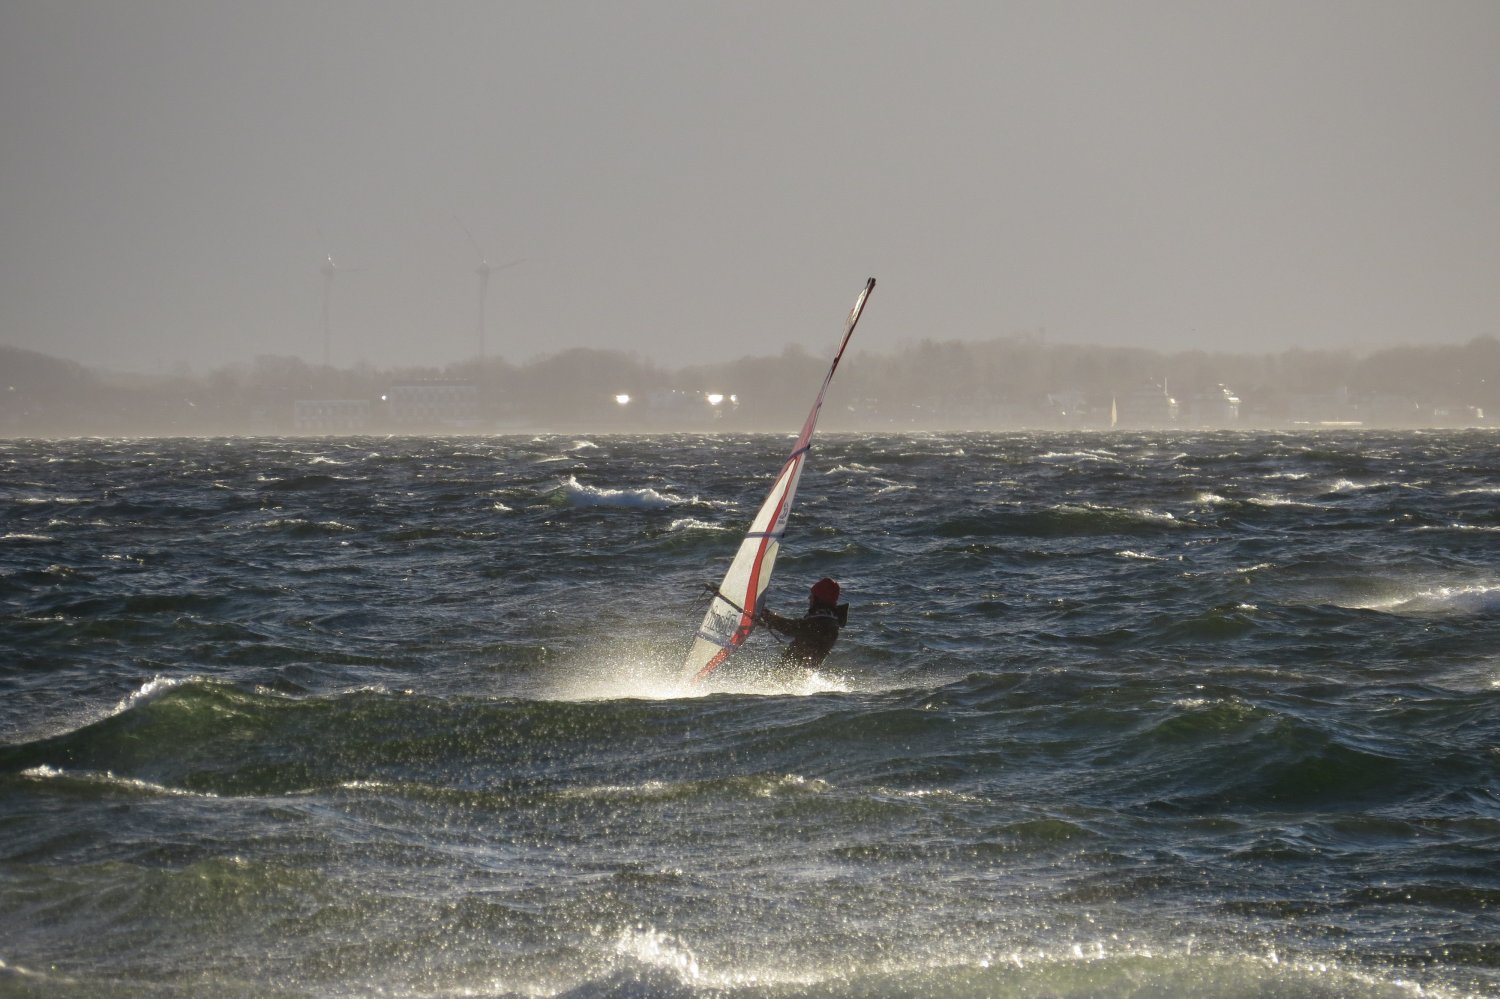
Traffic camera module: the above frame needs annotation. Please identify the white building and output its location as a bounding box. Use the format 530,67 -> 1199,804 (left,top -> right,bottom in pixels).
1115,380 -> 1178,426
292,399 -> 371,434
383,382 -> 479,431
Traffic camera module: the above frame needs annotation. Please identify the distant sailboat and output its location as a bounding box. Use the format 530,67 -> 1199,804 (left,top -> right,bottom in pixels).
1110,396 -> 1118,429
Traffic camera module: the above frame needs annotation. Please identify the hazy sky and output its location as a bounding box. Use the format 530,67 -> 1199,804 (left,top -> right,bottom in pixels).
3,1 -> 1498,375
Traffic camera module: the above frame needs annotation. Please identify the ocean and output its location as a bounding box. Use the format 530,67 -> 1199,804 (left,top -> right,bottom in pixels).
1,430 -> 1498,998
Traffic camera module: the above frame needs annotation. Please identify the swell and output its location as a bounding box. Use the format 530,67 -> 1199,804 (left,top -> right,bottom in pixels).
932,503 -> 1190,539
5,670 -> 1495,822
5,432 -> 1500,998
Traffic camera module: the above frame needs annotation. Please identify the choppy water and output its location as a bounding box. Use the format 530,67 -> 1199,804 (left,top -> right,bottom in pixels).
2,431 -> 1498,998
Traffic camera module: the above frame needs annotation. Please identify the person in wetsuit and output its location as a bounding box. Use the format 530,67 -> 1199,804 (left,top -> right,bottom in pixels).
758,577 -> 849,669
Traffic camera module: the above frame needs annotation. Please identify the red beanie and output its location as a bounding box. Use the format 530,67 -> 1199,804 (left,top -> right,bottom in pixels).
810,577 -> 840,606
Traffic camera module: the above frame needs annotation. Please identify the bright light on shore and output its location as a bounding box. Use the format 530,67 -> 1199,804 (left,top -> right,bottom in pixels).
615,394 -> 631,406
706,393 -> 724,406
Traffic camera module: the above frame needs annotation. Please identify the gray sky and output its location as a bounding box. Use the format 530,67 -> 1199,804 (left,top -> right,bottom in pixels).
3,1 -> 1498,375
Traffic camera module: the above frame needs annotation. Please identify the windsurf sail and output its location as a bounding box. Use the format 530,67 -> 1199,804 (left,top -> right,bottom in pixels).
681,277 -> 875,684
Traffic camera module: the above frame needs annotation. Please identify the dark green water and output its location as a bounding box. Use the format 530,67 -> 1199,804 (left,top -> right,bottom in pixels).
2,431 -> 1497,997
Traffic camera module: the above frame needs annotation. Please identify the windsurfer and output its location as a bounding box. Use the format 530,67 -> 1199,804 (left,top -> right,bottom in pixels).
679,278 -> 874,685
759,577 -> 848,670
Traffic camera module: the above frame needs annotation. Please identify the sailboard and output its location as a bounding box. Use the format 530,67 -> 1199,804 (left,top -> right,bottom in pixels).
681,277 -> 876,684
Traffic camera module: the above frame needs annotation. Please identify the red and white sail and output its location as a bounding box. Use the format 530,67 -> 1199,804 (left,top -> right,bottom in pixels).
682,278 -> 875,684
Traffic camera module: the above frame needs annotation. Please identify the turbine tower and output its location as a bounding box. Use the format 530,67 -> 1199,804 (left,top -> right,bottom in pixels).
319,255 -> 337,368
459,221 -> 522,361
318,252 -> 360,368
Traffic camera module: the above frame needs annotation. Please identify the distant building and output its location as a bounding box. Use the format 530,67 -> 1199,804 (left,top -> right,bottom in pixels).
640,389 -> 738,425
383,382 -> 479,431
1044,389 -> 1094,425
1430,404 -> 1485,425
1362,394 -> 1425,425
292,399 -> 371,434
1115,380 -> 1178,426
1286,385 -> 1358,425
1192,384 -> 1241,425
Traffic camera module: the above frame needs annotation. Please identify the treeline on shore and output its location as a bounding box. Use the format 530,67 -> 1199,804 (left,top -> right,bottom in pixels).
3,333 -> 1497,437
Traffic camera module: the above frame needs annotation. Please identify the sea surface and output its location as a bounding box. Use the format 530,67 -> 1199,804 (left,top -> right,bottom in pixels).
2,430 -> 1499,998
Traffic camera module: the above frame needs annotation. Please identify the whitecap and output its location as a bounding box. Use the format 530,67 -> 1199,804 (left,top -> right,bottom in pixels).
562,475 -> 680,510
669,517 -> 728,533
1038,450 -> 1112,463
613,924 -> 701,982
1245,495 -> 1319,509
21,764 -> 214,799
20,763 -> 65,779
826,462 -> 882,476
1077,502 -> 1176,524
1325,478 -> 1401,494
1343,582 -> 1500,616
1394,584 -> 1500,615
116,675 -> 187,714
872,784 -> 984,804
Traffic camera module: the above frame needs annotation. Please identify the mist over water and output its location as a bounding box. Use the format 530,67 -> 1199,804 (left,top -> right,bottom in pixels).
2,431 -> 1498,997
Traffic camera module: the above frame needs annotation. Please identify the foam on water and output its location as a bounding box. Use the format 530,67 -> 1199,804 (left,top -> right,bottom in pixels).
20,763 -> 215,798
669,516 -> 729,533
1378,583 -> 1500,616
561,474 -> 683,509
546,652 -> 854,702
1332,579 -> 1500,616
4,431 -> 1499,999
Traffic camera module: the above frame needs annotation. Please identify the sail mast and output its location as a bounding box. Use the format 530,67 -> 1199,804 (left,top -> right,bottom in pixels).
681,278 -> 875,684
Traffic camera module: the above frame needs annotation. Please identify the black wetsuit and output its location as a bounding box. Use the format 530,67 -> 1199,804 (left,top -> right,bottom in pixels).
760,603 -> 847,668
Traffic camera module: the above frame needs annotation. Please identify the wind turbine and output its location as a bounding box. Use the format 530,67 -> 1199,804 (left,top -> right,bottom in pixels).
458,220 -> 522,362
318,252 -> 361,368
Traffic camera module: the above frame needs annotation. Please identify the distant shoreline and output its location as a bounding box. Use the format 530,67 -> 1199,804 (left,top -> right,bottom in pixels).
4,335 -> 1494,437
